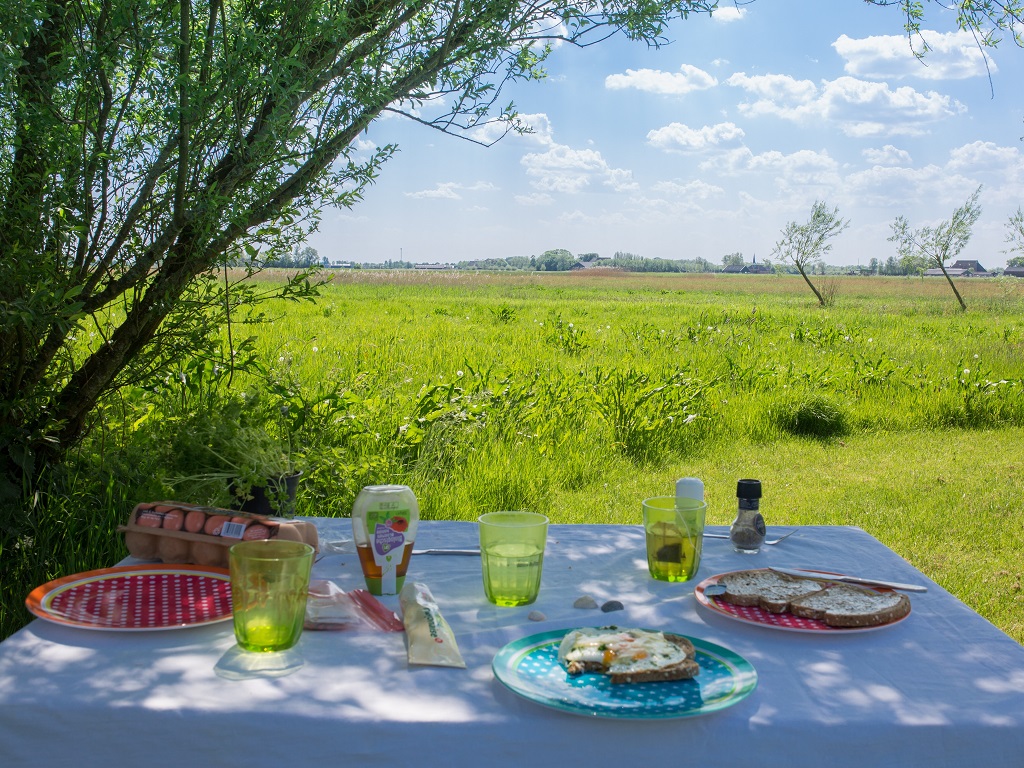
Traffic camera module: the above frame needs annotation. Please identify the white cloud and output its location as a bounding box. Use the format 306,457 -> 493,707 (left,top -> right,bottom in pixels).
712,6 -> 746,23
727,72 -> 964,137
515,192 -> 555,206
699,147 -> 841,191
605,65 -> 717,95
862,145 -> 913,166
946,141 -> 1022,173
521,144 -> 636,193
405,181 -> 498,200
726,72 -> 818,103
842,163 -> 980,210
470,112 -> 555,147
833,31 -> 994,81
651,179 -> 725,199
647,121 -> 745,151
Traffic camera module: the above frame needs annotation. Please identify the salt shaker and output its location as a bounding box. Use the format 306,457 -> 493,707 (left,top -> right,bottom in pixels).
730,479 -> 765,553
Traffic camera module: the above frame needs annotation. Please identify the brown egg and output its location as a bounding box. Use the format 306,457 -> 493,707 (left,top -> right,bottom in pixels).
289,521 -> 320,549
161,508 -> 185,531
242,524 -> 270,540
135,509 -> 164,528
272,524 -> 301,542
229,516 -> 251,529
124,532 -> 159,560
157,536 -> 192,563
191,542 -> 227,568
203,514 -> 230,536
184,510 -> 207,533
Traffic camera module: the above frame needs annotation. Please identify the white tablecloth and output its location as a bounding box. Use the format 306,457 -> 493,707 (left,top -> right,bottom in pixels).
2,521 -> 1023,768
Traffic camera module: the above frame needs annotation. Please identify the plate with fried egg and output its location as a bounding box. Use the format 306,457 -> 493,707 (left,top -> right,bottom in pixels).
492,626 -> 757,719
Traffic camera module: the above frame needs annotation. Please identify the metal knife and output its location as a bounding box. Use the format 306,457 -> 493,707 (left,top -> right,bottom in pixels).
412,548 -> 480,556
769,566 -> 928,593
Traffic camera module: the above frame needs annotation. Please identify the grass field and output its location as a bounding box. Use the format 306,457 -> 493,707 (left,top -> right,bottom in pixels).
2,269 -> 1022,642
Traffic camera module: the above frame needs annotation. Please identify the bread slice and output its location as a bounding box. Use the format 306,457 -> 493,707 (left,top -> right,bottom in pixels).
558,627 -> 699,683
718,569 -> 827,613
608,634 -> 699,684
788,582 -> 911,628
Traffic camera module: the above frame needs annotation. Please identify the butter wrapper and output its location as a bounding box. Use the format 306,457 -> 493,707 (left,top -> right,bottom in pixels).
399,582 -> 466,668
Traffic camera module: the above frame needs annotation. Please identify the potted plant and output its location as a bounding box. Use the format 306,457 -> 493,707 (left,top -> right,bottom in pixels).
162,394 -> 303,516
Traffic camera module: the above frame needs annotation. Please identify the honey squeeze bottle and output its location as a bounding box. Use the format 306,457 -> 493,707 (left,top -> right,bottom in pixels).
351,485 -> 420,595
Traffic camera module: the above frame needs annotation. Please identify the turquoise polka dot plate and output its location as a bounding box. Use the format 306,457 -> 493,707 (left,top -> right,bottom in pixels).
492,628 -> 757,719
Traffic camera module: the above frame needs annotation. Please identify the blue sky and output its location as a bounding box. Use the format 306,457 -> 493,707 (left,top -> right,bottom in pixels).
309,1 -> 1024,269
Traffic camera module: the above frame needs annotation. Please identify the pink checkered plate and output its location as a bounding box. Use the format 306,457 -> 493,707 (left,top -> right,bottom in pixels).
694,569 -> 911,633
26,564 -> 233,631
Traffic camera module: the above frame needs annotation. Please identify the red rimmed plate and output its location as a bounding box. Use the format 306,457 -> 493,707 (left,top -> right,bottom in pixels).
26,564 -> 233,631
694,569 -> 911,633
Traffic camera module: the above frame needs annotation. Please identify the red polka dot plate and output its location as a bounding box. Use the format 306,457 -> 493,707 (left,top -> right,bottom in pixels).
694,569 -> 911,633
25,565 -> 233,631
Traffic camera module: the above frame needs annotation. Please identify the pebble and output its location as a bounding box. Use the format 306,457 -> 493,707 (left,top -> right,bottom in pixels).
527,610 -> 546,622
573,595 -> 598,609
600,600 -> 624,613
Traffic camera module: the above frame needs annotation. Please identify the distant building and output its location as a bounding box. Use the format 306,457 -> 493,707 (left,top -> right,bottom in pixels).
723,263 -> 771,274
413,263 -> 451,270
570,256 -> 614,270
924,260 -> 989,277
1004,266 -> 1024,278
950,260 -> 989,273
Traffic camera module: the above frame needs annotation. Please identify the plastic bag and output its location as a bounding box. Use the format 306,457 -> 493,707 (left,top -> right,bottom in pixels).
399,582 -> 466,668
304,580 -> 404,632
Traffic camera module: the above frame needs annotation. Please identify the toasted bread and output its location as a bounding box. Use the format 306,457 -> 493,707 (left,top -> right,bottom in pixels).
558,627 -> 700,684
718,569 -> 826,613
788,582 -> 911,627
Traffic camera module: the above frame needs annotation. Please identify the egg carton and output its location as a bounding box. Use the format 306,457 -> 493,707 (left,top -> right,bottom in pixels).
120,502 -> 319,569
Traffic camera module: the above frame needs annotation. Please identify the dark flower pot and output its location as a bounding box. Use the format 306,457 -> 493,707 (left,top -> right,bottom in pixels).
230,471 -> 302,516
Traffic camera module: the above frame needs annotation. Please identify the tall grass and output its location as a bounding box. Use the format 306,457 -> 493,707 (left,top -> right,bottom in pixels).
2,271 -> 1023,641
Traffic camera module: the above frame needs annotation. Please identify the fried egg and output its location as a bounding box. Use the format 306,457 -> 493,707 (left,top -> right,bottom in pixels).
557,627 -> 690,676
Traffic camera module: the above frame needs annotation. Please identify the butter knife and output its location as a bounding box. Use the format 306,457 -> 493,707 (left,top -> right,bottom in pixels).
769,566 -> 928,593
412,548 -> 480,556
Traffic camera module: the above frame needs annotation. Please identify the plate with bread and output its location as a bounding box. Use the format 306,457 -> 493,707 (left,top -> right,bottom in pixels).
695,568 -> 912,632
492,626 -> 757,719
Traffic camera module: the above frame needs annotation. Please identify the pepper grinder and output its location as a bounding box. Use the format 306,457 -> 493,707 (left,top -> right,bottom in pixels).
730,479 -> 765,553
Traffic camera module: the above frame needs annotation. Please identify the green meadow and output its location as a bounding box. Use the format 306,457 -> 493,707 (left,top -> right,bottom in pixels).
3,270 -> 1023,642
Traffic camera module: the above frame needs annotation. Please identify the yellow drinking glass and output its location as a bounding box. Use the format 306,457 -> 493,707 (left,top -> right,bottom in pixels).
478,511 -> 548,606
229,539 -> 314,652
642,496 -> 707,582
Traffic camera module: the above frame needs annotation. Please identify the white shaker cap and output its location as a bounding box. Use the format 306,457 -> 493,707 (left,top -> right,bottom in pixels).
676,477 -> 705,501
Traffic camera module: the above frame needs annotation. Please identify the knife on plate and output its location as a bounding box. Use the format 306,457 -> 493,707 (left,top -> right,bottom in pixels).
769,566 -> 928,593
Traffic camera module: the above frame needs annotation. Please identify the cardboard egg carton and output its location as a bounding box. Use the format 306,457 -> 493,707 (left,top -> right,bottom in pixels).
120,502 -> 319,569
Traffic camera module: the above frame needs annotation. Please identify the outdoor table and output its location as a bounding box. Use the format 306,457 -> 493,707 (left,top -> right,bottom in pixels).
2,521 -> 1024,768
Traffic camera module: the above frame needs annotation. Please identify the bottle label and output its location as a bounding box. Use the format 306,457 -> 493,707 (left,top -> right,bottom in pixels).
752,513 -> 766,536
366,506 -> 411,564
366,505 -> 411,593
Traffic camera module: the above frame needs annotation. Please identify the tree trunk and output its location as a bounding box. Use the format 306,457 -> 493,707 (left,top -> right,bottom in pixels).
939,264 -> 967,311
796,264 -> 826,307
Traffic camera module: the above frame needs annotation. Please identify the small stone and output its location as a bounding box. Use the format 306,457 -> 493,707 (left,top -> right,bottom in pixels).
527,610 -> 546,622
600,600 -> 624,613
573,595 -> 598,609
